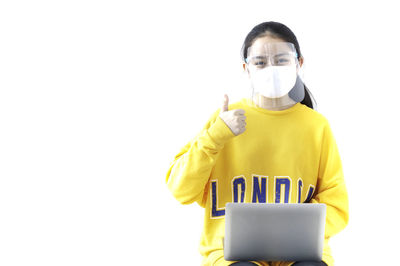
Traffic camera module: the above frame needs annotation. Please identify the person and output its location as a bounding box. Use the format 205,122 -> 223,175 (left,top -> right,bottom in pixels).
165,21 -> 349,266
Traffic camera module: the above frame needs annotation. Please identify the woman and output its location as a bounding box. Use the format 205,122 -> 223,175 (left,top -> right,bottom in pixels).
165,21 -> 349,266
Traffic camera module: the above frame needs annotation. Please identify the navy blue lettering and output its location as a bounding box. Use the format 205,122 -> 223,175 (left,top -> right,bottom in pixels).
211,181 -> 225,217
252,176 -> 267,203
233,177 -> 245,203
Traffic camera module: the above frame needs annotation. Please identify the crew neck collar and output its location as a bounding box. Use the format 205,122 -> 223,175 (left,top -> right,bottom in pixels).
241,98 -> 303,115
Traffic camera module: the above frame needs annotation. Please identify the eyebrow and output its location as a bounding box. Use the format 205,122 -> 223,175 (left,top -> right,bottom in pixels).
250,52 -> 293,58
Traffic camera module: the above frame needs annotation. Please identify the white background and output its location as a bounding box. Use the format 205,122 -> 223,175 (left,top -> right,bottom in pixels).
1,1 -> 399,265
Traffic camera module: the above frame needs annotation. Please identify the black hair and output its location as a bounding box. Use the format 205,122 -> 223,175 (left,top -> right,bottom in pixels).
241,21 -> 316,110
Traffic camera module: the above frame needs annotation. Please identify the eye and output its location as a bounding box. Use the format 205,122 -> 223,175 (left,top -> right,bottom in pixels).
254,60 -> 266,66
274,55 -> 295,66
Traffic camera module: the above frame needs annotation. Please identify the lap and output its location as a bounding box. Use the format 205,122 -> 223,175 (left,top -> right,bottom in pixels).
230,261 -> 327,266
292,261 -> 327,266
229,262 -> 258,266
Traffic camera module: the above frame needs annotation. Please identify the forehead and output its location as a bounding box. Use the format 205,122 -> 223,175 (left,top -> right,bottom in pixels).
251,35 -> 285,48
249,35 -> 294,56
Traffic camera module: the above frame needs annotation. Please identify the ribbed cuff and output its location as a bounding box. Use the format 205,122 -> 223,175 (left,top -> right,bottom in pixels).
207,116 -> 236,146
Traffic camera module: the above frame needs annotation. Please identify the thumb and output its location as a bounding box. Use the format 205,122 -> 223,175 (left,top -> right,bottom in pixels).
221,94 -> 229,112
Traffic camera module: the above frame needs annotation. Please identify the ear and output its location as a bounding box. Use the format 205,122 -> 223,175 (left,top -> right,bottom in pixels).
243,63 -> 250,75
298,56 -> 304,67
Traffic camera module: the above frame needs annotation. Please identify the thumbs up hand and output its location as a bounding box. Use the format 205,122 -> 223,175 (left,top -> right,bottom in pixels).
219,94 -> 247,136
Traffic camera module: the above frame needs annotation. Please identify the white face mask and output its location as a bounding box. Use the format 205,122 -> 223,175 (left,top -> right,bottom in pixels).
249,65 -> 297,98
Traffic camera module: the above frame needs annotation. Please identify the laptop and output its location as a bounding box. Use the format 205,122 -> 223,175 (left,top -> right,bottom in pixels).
224,203 -> 326,262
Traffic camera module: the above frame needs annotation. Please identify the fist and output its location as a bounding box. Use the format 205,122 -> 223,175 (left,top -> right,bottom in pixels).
218,94 -> 247,136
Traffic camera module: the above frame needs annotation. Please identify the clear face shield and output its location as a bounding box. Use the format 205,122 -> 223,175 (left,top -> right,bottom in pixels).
245,42 -> 305,110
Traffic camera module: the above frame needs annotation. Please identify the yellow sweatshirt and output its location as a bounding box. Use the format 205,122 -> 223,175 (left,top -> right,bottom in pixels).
166,98 -> 349,266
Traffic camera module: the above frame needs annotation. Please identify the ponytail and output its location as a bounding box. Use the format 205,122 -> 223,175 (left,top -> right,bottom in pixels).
301,84 -> 317,110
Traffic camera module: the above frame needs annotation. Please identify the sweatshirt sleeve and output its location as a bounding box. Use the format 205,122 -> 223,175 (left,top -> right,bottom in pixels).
165,109 -> 236,205
310,120 -> 349,238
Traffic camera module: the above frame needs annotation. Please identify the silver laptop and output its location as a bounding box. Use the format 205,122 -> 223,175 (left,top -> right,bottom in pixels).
224,203 -> 326,262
